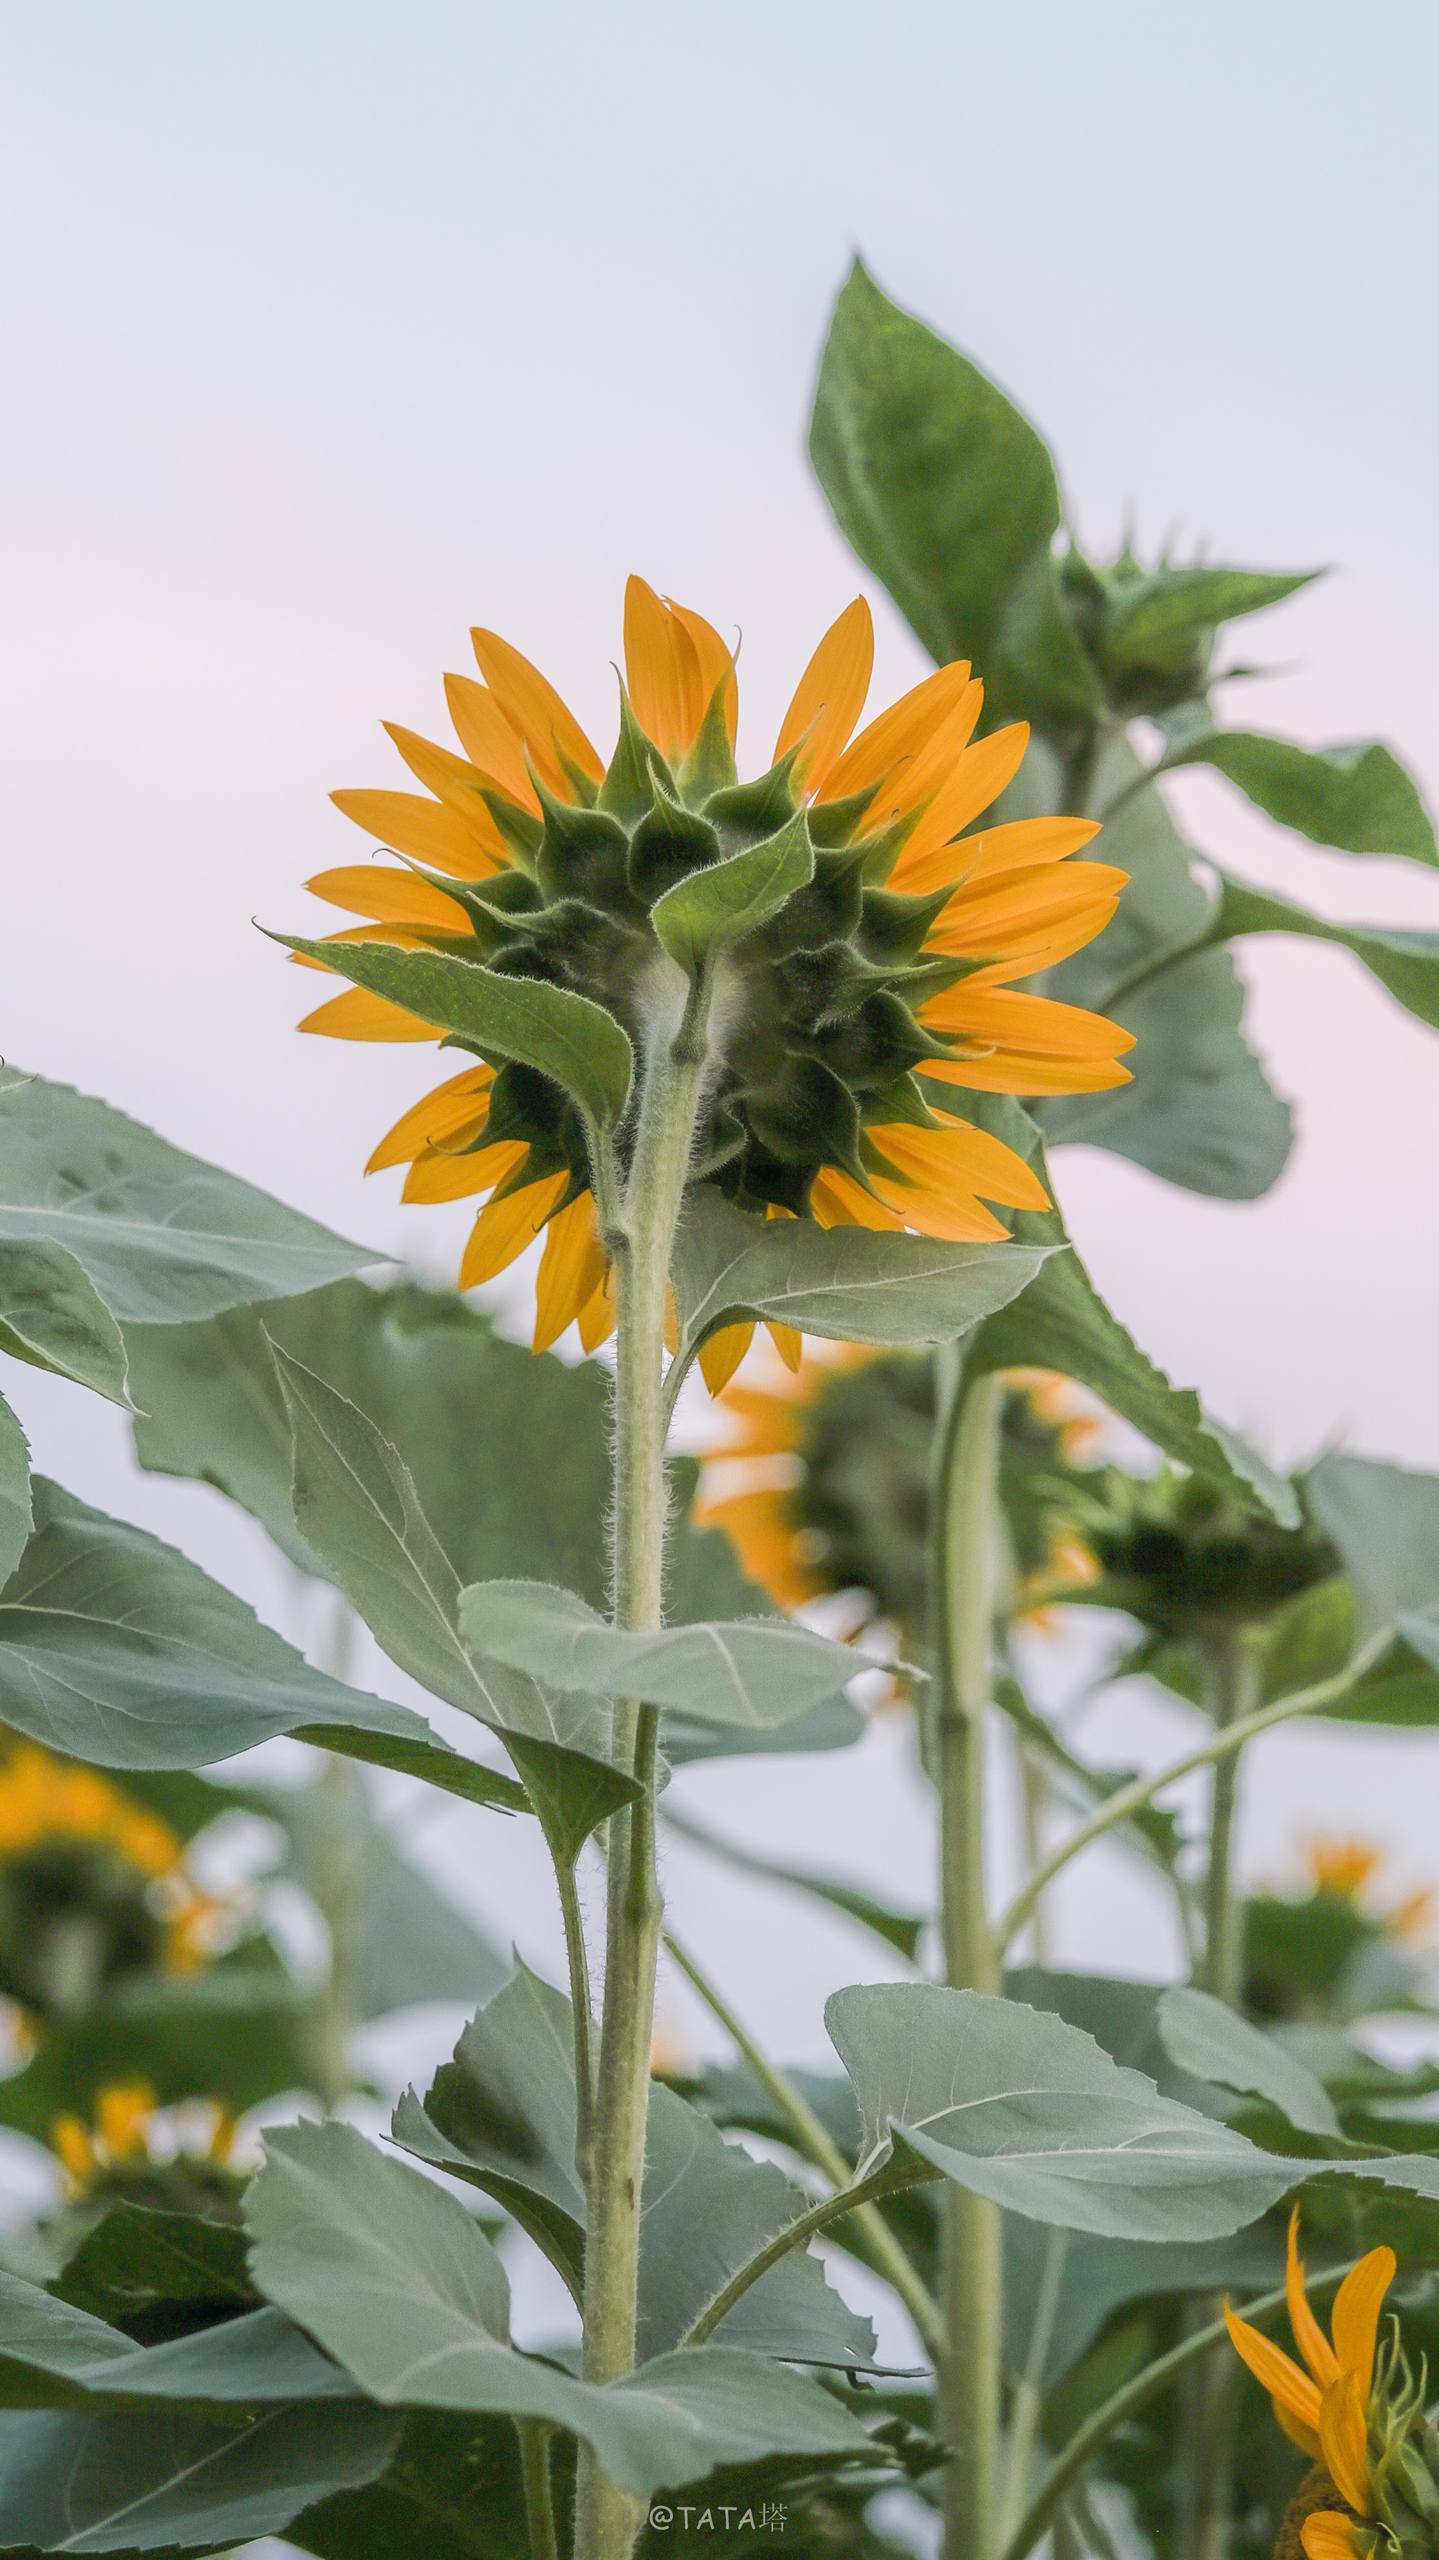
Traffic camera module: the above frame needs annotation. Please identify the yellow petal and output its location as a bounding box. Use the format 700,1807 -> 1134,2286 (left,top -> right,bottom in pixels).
403,1138 -> 523,1203
887,720 -> 1030,867
470,629 -> 603,794
624,574 -> 707,758
1224,2303 -> 1324,2438
669,599 -> 738,746
926,1050 -> 1132,1098
808,1167 -> 904,1231
868,1171 -> 1010,1242
330,788 -> 502,878
820,661 -> 974,803
459,1171 -> 566,1290
533,1190 -> 604,1353
305,866 -> 471,929
298,987 -> 436,1042
384,724 -> 518,839
365,1065 -> 493,1172
1301,2519 -> 1362,2560
872,1116 -> 1050,1211
775,598 -> 874,787
699,1322 -> 756,1395
51,2115 -> 95,2184
768,1321 -> 803,1372
1287,2211 -> 1340,2390
923,987 -> 1134,1060
443,674 -> 542,809
1319,2371 -> 1373,2518
941,815 -> 1103,888
577,1275 -> 617,1354
1331,2248 -> 1395,2406
862,682 -> 986,828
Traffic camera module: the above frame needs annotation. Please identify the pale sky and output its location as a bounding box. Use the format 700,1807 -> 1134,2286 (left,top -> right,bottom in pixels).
2,2 -> 1438,2166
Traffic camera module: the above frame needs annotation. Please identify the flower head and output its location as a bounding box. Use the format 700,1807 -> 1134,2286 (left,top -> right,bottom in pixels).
0,1744 -> 223,2021
1227,2214 -> 1439,2557
699,1347 -> 1100,1642
52,2083 -> 241,2213
296,581 -> 1131,1372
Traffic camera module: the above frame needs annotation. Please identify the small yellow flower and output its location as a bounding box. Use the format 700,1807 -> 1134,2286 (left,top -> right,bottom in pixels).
1227,2212 -> 1394,2549
1301,1837 -> 1434,1946
51,2084 -> 237,2195
298,580 -> 1131,1375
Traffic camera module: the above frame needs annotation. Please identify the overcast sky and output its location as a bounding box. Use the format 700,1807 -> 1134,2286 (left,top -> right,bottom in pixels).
3,3 -> 1438,2176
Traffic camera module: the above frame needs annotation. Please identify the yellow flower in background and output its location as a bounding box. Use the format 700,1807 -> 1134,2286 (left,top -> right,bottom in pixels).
298,580 -> 1131,1374
52,2084 -> 237,2194
1301,1837 -> 1435,1945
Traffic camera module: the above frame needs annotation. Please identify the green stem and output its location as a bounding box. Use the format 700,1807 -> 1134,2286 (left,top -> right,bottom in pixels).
557,1858 -> 596,2189
662,1920 -> 945,2360
1015,1734 -> 1053,1965
1001,2228 -> 1070,2541
518,2420 -> 560,2560
991,1634 -> 1388,1959
311,1595 -> 361,2113
574,997 -> 710,2560
1187,1630 -> 1263,2560
931,1360 -> 1005,2560
679,2169 -> 909,2348
998,2264 -> 1349,2560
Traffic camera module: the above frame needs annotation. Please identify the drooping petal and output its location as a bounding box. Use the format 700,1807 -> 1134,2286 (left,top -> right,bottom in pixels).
443,675 -> 542,809
1318,2371 -> 1373,2518
1287,2212 -> 1341,2390
469,629 -> 604,794
808,1167 -> 904,1231
1331,2248 -> 1396,2408
1301,2518 -> 1362,2560
306,866 -> 472,929
872,1116 -> 1050,1212
330,788 -> 503,878
699,1322 -> 756,1395
298,986 -> 436,1041
866,1172 -> 1010,1243
403,1138 -> 523,1203
1223,2304 -> 1324,2443
459,1170 -> 567,1290
366,1065 -> 493,1172
775,598 -> 874,787
533,1190 -> 605,1352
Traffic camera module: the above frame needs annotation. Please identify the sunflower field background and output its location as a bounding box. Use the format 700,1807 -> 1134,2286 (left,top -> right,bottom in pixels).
3,9 -> 1439,2560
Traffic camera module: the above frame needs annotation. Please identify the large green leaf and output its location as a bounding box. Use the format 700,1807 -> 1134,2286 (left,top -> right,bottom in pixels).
808,260 -> 1098,731
672,1190 -> 1050,1358
1202,876 -> 1439,1032
0,1392 -> 30,1589
393,1967 -> 876,2366
1308,1454 -> 1439,1622
826,1983 -> 1294,2240
0,2400 -> 397,2551
287,2410 -> 535,2560
0,1242 -> 131,1406
651,811 -> 814,972
458,1579 -> 865,1729
1167,729 -> 1438,863
274,1349 -> 636,1860
277,937 -> 635,1129
1157,1988 -> 1341,2141
964,1106 -> 1298,1522
246,2123 -> 871,2493
0,1478 -> 521,1812
1034,737 -> 1294,1200
0,1072 -> 376,1377
54,2201 -> 252,2327
0,2277 -> 360,2413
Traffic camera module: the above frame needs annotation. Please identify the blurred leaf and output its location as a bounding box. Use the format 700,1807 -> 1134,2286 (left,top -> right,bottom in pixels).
1005,2214 -> 1281,2388
0,1478 -> 521,1812
1205,876 -> 1439,1031
661,1805 -> 926,1962
246,2122 -> 870,2491
808,259 -> 1099,731
1034,737 -> 1294,1200
827,1982 -> 1294,2240
1167,730 -> 1438,862
0,1970 -> 319,2139
673,1191 -> 1051,1357
964,1106 -> 1299,1523
395,1966 -> 877,2367
55,2202 -> 252,2328
0,2399 -> 397,2551
0,2276 -> 359,2413
0,1394 -> 29,1588
1309,1454 -> 1439,1622
1157,1989 -> 1342,2140
0,1071 -> 376,1362
288,2409 -> 535,2560
281,1781 -> 506,2023
273,1350 -> 636,1861
652,812 -> 814,971
458,1578 -> 864,1730
1102,566 -> 1317,672
277,936 -> 635,1128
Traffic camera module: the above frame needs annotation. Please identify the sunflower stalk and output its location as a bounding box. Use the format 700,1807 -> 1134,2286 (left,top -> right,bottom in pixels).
931,1355 -> 1006,2560
574,978 -> 712,2560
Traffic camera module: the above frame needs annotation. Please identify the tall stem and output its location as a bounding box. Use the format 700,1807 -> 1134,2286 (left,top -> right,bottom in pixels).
931,1358 -> 1006,2560
574,1002 -> 708,2560
1187,1628 -> 1262,2560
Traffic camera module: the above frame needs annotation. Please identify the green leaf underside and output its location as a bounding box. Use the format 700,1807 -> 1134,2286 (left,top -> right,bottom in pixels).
963,1105 -> 1299,1522
661,1805 -> 926,1962
650,811 -> 815,971
672,1191 -> 1052,1353
245,2123 -> 871,2495
273,1348 -> 636,1858
393,1965 -> 877,2366
1170,730 -> 1438,863
0,2402 -> 398,2552
0,1477 -> 521,1812
1209,875 -> 1439,1033
279,936 -> 635,1129
1157,1987 -> 1342,2140
0,1072 -> 375,1347
825,1984 -> 1439,2238
0,2276 -> 359,2412
0,1390 -> 31,1587
0,1241 -> 132,1405
458,1579 -> 864,1728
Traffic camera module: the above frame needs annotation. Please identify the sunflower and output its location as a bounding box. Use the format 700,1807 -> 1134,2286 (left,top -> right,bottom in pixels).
1226,2213 -> 1439,2558
1302,1838 -> 1434,1943
52,2082 -> 240,2210
0,1744 -> 222,2020
698,1346 -> 1101,1641
296,579 -> 1131,1381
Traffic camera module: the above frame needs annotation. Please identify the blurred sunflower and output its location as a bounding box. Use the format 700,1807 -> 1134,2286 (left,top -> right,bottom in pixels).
296,580 -> 1131,1377
52,2082 -> 242,2216
697,1347 -> 1101,1643
1302,1839 -> 1434,1943
0,1744 -> 223,2023
1227,2212 -> 1439,2558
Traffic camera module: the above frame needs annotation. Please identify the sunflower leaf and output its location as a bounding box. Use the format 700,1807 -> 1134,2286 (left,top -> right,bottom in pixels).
0,2402 -> 398,2551
1202,875 -> 1439,1031
276,936 -> 635,1129
650,810 -> 815,972
672,1190 -> 1051,1356
0,1392 -> 30,1589
1165,729 -> 1438,863
458,1579 -> 870,1728
1157,1988 -> 1343,2141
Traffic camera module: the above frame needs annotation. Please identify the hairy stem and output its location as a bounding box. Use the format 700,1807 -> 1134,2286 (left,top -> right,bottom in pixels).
574,1006 -> 709,2560
679,2168 -> 908,2348
557,1857 -> 596,2188
662,1920 -> 944,2359
519,2421 -> 560,2560
931,1359 -> 1005,2560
